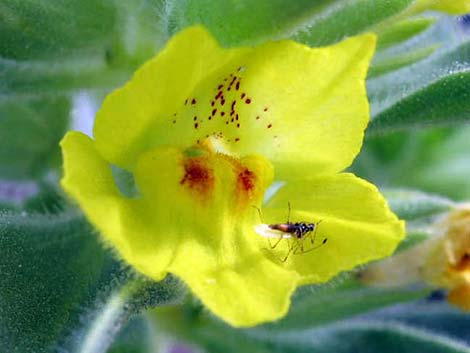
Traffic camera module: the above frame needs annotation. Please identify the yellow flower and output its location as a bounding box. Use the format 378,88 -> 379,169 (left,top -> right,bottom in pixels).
408,0 -> 470,14
60,26 -> 404,327
360,206 -> 470,311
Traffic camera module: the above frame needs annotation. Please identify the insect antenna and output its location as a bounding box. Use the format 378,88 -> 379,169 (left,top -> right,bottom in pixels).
310,219 -> 323,245
287,201 -> 291,224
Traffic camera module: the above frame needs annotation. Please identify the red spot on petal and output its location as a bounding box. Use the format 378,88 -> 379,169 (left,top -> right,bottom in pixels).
255,116 -> 260,120
211,101 -> 215,107
218,84 -> 223,90
212,108 -> 217,116
194,123 -> 199,129
235,137 -> 240,142
267,124 -> 272,128
221,111 -> 225,116
184,99 -> 188,105
193,116 -> 197,121
191,98 -> 197,105
237,123 -> 240,128
236,81 -> 240,90
180,158 -> 214,198
241,93 -> 246,99
264,107 -> 268,112
237,168 -> 255,193
245,98 -> 251,104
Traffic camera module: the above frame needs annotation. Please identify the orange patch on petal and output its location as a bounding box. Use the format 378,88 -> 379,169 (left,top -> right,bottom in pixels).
180,157 -> 214,199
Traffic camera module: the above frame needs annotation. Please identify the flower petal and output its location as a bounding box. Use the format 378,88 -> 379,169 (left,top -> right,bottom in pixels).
61,132 -> 173,279
94,25 -> 375,178
132,146 -> 296,326
170,238 -> 298,327
226,34 -> 376,179
262,173 -> 405,285
94,25 -> 240,170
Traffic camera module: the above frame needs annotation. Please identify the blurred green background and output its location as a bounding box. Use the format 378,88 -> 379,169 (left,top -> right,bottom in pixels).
1,1 -> 469,352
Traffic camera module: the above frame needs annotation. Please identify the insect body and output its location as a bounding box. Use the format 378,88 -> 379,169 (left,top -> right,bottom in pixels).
254,203 -> 327,262
269,222 -> 315,239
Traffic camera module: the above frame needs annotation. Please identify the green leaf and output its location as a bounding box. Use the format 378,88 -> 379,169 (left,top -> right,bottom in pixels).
0,97 -> 70,180
0,210 -> 185,353
376,17 -> 436,50
264,279 -> 428,331
382,188 -> 456,220
367,19 -> 470,134
368,71 -> 470,135
368,45 -> 438,78
156,297 -> 470,353
165,0 -> 334,45
0,57 -> 130,97
0,0 -> 116,60
291,0 -> 414,46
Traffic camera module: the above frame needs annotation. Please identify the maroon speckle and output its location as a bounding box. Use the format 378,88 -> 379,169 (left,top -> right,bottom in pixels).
256,116 -> 260,120
267,124 -> 272,128
231,118 -> 234,122
208,116 -> 212,120
215,91 -> 223,99
212,108 -> 217,116
241,93 -> 246,99
194,123 -> 199,129
211,101 -> 215,107
226,121 -> 229,125
231,101 -> 236,110
236,81 -> 240,90
218,84 -> 223,89
237,123 -> 240,128
221,99 -> 225,106
245,98 -> 251,104
230,111 -> 234,116
264,107 -> 268,112
191,98 -> 197,105
235,114 -> 239,121
221,112 -> 225,116
193,116 -> 197,121
235,137 -> 240,142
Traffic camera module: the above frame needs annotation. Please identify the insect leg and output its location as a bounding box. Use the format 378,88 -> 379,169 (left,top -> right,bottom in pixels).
294,238 -> 328,255
282,241 -> 295,262
269,235 -> 284,249
252,205 -> 264,223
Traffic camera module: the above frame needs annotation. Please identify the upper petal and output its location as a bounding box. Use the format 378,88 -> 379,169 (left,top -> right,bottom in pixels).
262,173 -> 405,285
94,26 -> 375,178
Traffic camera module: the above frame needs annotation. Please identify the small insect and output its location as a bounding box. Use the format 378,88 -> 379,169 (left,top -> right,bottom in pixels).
254,203 -> 328,262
